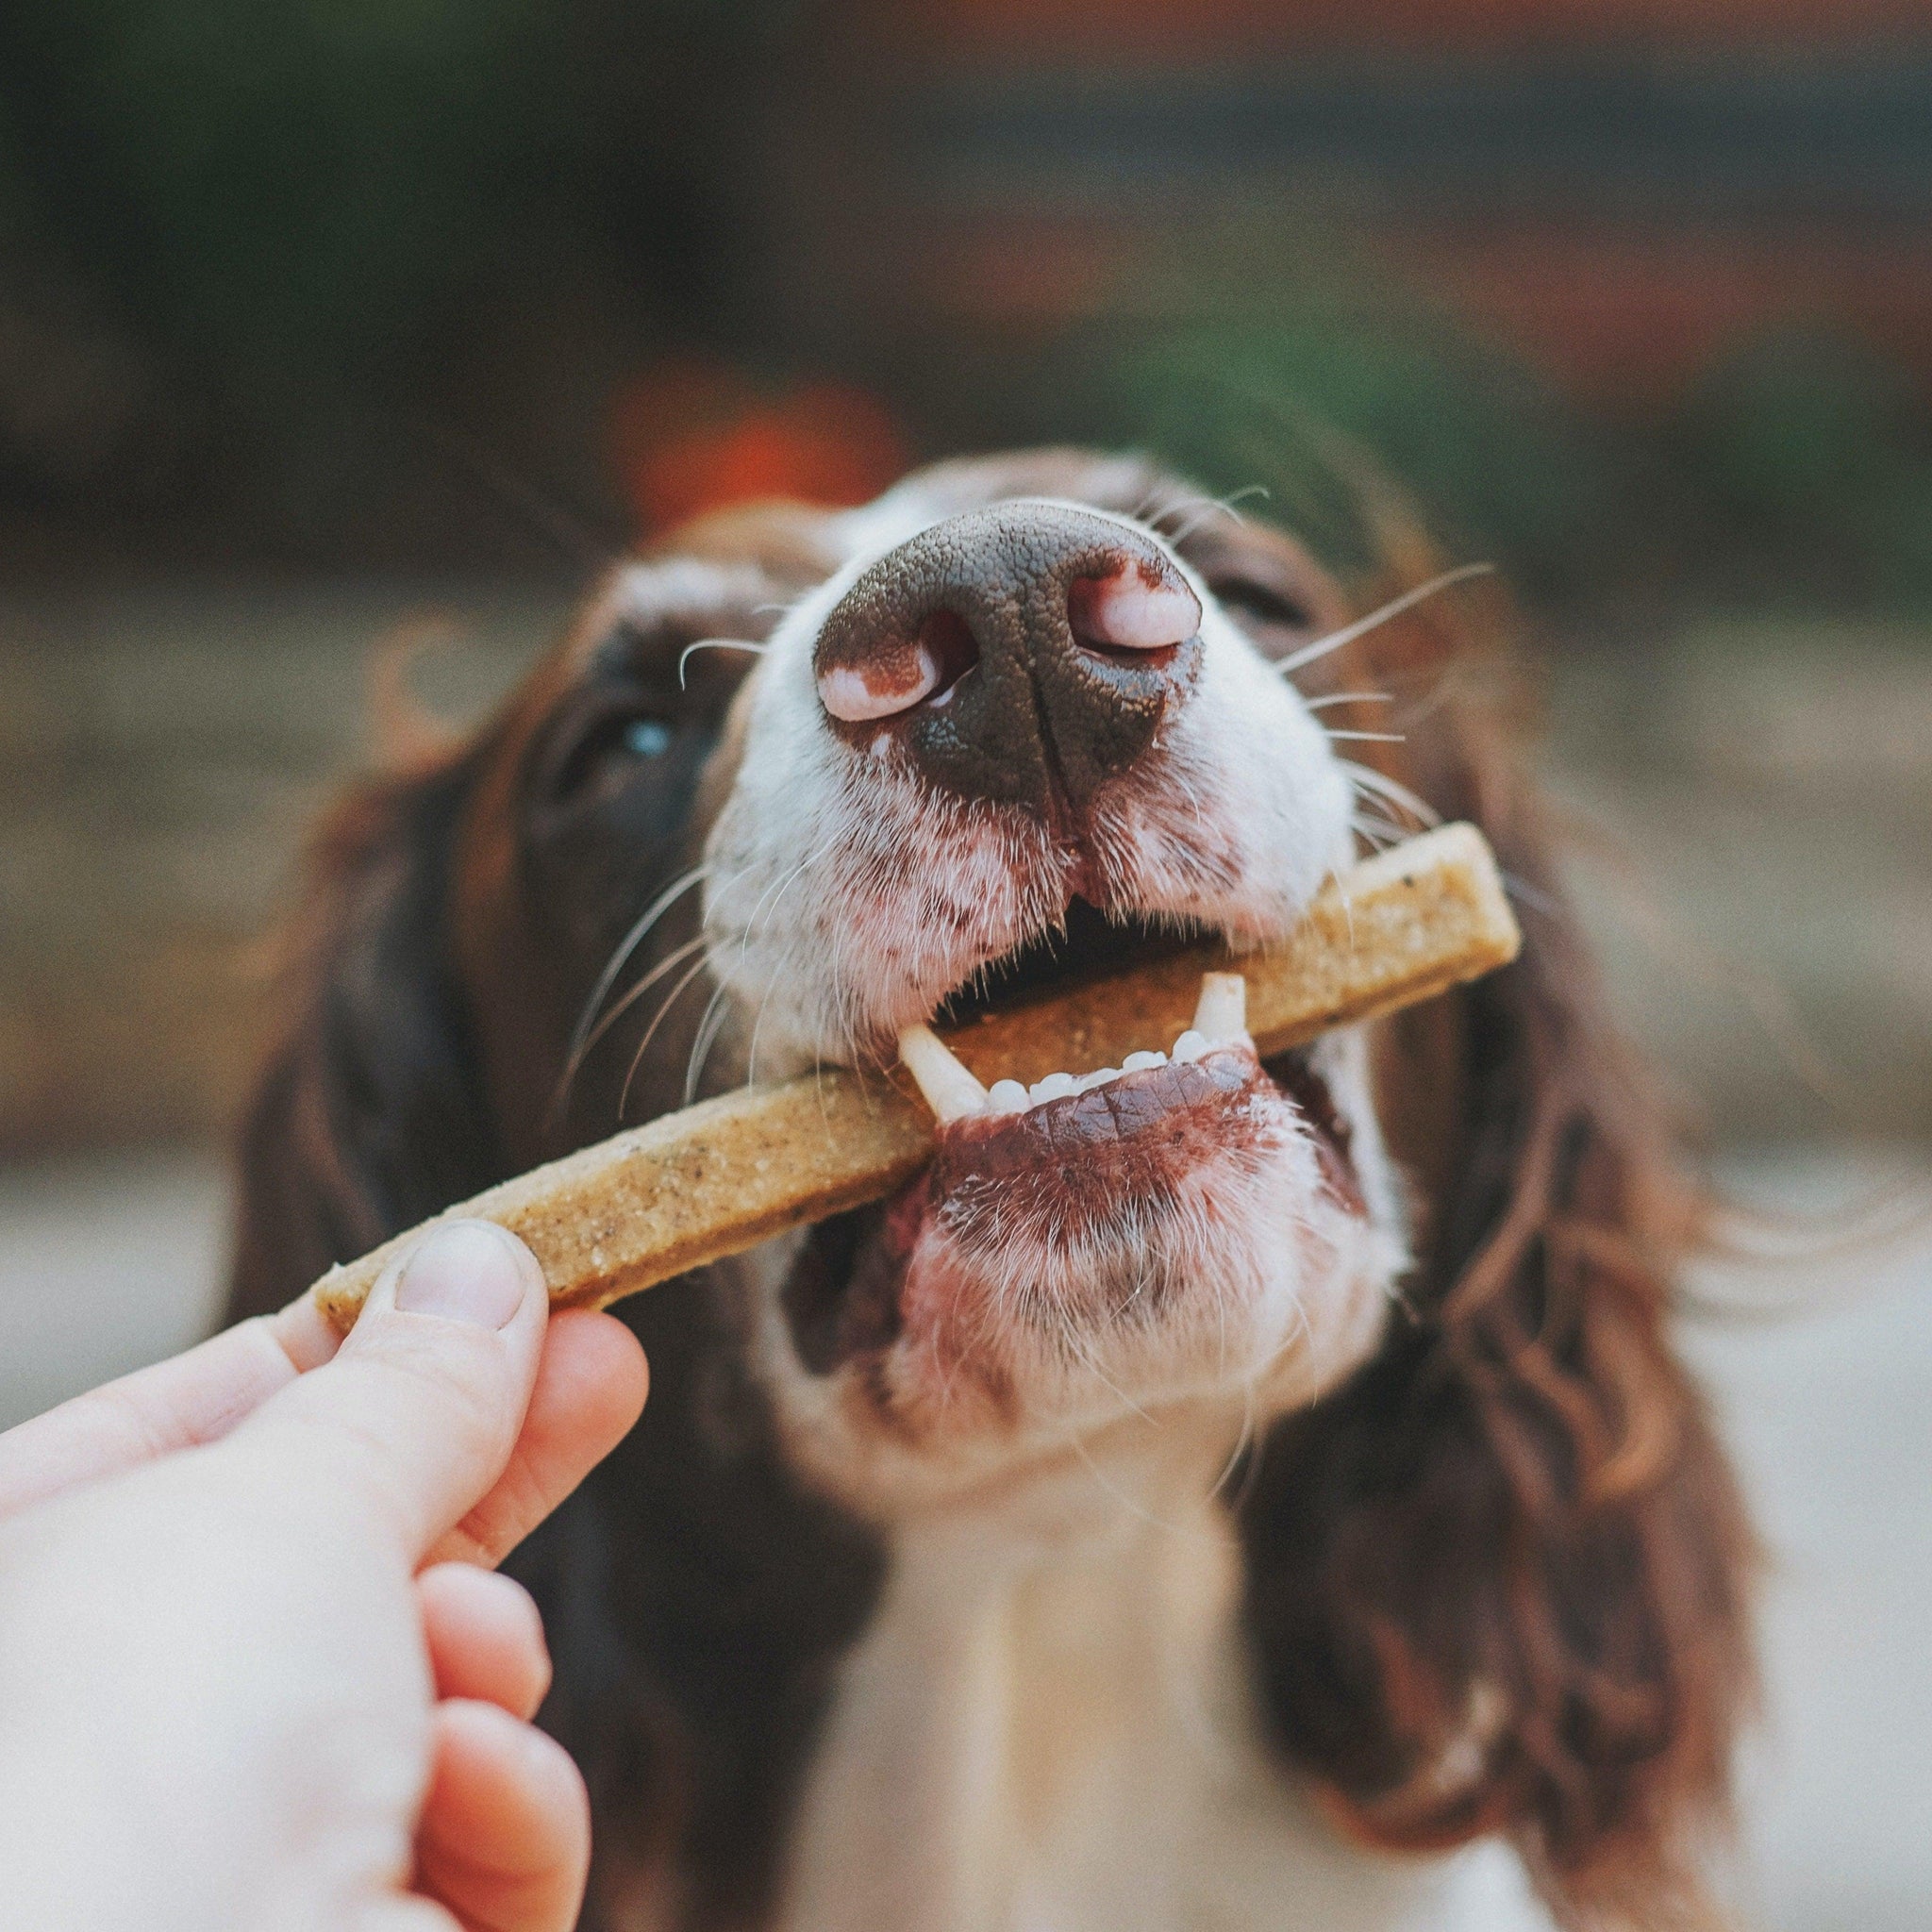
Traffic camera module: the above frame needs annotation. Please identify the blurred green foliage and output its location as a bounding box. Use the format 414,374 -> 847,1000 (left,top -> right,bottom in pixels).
1030,311 -> 1932,607
0,0 -> 792,380
0,0 -> 802,544
1684,326 -> 1932,605
4,7 -> 1932,605
1076,315 -> 1615,592
2,2 -> 537,376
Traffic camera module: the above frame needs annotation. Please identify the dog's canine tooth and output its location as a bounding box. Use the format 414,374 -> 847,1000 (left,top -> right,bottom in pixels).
1191,972 -> 1249,1045
897,1024 -> 990,1123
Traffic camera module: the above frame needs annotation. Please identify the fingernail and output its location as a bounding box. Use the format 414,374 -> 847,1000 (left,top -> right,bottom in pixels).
395,1221 -> 528,1329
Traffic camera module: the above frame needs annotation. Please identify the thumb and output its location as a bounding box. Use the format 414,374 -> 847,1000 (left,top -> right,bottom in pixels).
218,1220 -> 550,1562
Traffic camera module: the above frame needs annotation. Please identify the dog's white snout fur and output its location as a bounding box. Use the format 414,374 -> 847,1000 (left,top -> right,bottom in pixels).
703,492 -> 1356,1081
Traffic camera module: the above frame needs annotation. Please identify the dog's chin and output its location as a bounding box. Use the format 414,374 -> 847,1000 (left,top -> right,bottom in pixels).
762,1040 -> 1404,1512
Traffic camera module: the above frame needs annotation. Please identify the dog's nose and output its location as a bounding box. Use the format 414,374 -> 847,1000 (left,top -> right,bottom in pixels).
813,503 -> 1203,810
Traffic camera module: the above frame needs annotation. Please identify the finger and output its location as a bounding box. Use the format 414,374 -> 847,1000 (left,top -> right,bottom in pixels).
266,1288 -> 350,1373
416,1700 -> 590,1932
220,1221 -> 550,1561
425,1310 -> 646,1570
419,1564 -> 552,1721
0,1310 -> 314,1520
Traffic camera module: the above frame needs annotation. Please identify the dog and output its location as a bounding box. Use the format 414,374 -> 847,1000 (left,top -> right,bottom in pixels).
227,448 -> 1753,1931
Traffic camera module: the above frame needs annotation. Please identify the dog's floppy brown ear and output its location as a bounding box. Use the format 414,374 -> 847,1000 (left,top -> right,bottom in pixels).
226,753 -> 501,1323
1239,581 -> 1754,1926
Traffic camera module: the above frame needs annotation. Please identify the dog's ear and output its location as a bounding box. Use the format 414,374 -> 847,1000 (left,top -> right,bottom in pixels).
226,754 -> 501,1323
1239,575 -> 1755,1926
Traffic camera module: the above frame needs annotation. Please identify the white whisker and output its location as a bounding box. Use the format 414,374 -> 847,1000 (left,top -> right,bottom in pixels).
554,867 -> 712,1119
1303,691 -> 1393,711
619,950 -> 713,1119
1274,562 -> 1493,680
1167,484 -> 1270,546
1208,1381 -> 1260,1504
678,638 -> 769,688
1066,1431 -> 1183,1532
1142,492 -> 1199,537
1501,870 -> 1564,919
1326,858 -> 1358,944
684,981 -> 734,1105
1341,758 -> 1441,828
557,933 -> 709,1108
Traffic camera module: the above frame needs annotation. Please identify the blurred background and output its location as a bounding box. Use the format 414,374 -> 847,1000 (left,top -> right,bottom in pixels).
2,1 -> 1928,1924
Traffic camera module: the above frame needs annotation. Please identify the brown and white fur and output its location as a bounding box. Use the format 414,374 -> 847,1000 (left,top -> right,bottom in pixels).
227,449 -> 1754,1932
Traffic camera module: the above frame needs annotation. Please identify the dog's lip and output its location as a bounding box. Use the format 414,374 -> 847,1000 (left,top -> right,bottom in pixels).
780,1039 -> 1362,1375
916,1038 -> 1360,1208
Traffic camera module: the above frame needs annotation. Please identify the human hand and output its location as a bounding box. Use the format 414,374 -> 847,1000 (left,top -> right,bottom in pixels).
0,1219 -> 648,1932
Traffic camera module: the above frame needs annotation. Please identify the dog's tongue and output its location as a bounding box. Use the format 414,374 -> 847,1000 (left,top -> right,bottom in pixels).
896,972 -> 1252,1126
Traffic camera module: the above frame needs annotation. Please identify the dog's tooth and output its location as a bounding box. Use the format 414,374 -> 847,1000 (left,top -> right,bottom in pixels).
1122,1049 -> 1166,1073
986,1078 -> 1029,1116
1075,1065 -> 1120,1093
1171,1028 -> 1209,1063
1191,972 -> 1249,1045
897,1024 -> 990,1124
1028,1071 -> 1078,1106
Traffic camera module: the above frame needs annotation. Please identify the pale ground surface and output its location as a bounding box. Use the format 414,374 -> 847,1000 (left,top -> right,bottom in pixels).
1,1142 -> 1927,1932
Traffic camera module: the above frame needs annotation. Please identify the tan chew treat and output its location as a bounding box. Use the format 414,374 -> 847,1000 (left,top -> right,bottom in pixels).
312,821 -> 1520,1329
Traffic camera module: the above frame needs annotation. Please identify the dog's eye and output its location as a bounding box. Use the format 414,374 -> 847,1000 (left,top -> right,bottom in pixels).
1212,579 -> 1313,633
548,709 -> 679,804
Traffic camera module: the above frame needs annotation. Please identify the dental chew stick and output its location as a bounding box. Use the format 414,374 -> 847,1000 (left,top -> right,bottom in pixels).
311,821 -> 1520,1329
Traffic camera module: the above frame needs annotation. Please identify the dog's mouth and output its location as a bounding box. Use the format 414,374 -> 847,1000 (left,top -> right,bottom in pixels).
781,905 -> 1367,1379
932,896 -> 1208,1029
902,955 -> 1362,1216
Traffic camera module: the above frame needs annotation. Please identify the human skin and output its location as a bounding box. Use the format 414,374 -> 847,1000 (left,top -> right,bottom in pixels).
0,1219 -> 649,1932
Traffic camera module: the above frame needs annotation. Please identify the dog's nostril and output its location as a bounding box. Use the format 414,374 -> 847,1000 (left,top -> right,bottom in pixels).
916,608 -> 980,708
813,503 -> 1205,808
1068,567 -> 1201,658
818,636 -> 941,722
816,609 -> 983,723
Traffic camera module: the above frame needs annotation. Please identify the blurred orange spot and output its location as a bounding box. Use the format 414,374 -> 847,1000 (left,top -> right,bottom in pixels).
611,363 -> 906,533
